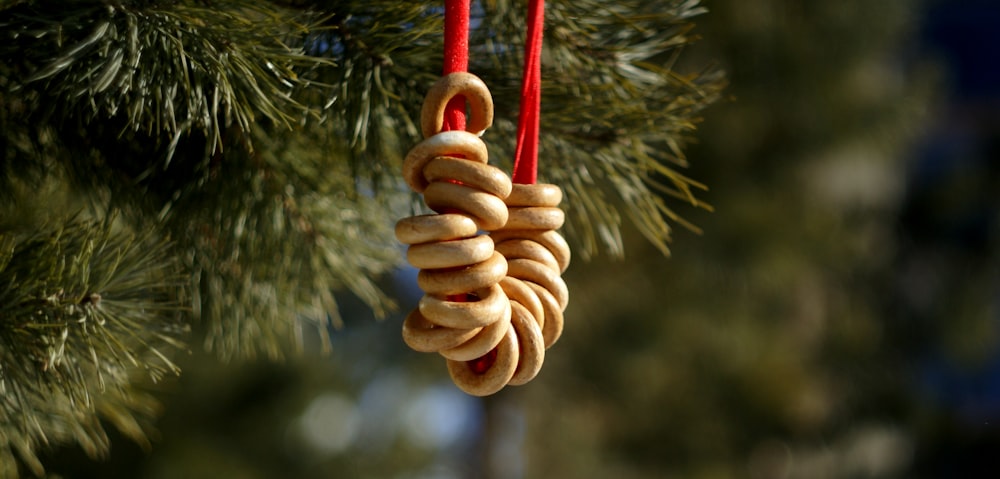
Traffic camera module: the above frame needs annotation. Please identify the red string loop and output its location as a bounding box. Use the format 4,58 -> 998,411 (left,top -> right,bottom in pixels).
442,0 -> 545,183
443,0 -> 470,132
512,0 -> 545,185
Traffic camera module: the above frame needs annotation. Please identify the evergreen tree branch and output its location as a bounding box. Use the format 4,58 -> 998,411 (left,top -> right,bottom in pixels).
0,215 -> 185,476
293,1 -> 444,186
1,0 -> 332,165
160,126 -> 400,360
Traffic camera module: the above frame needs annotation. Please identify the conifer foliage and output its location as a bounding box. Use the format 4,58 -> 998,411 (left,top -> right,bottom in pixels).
0,0 -> 721,475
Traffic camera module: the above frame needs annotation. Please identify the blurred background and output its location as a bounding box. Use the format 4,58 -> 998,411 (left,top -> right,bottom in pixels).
42,0 -> 999,477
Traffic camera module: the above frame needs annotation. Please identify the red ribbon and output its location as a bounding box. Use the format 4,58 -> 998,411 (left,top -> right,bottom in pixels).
442,0 -> 470,132
440,0 -> 547,371
442,0 -> 545,184
511,0 -> 545,185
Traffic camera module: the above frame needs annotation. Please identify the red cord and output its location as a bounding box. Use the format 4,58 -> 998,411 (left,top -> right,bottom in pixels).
443,0 -> 470,131
512,0 -> 545,185
442,0 -> 545,184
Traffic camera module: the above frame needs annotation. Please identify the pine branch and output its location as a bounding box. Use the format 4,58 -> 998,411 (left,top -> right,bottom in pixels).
290,1 -> 444,186
160,126 -> 401,360
1,0 -> 332,165
0,216 -> 186,476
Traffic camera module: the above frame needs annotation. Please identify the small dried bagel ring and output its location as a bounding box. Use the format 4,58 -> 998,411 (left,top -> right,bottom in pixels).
424,156 -> 513,199
395,213 -> 478,245
526,281 -> 564,348
439,302 -> 512,361
506,258 -> 569,310
424,181 -> 509,231
403,131 -> 489,193
505,183 -> 563,207
419,283 -> 509,329
494,238 -> 560,274
421,72 -> 494,138
402,309 -> 482,352
491,230 -> 571,273
500,276 -> 545,330
537,230 -> 572,273
507,301 -> 545,386
504,207 -> 565,231
417,251 -> 507,296
447,326 -> 519,397
407,235 -> 494,269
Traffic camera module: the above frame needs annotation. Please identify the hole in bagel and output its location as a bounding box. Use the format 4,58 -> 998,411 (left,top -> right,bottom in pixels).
445,291 -> 480,303
467,347 -> 498,375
